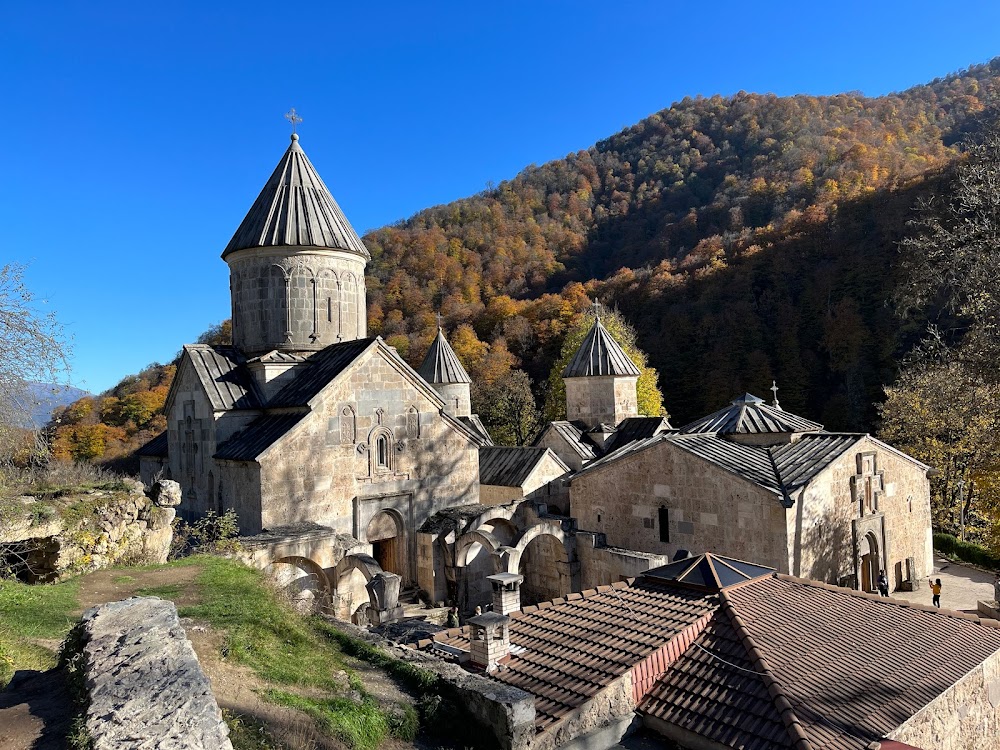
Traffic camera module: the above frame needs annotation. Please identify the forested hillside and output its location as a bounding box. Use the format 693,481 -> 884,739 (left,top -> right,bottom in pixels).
365,59 -> 1000,427
49,58 -> 1000,465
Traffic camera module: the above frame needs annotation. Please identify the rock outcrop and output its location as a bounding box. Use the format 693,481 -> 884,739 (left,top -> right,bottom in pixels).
78,597 -> 233,750
0,479 -> 178,582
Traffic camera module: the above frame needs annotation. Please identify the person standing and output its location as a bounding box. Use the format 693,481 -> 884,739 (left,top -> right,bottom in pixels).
929,578 -> 942,607
877,570 -> 889,597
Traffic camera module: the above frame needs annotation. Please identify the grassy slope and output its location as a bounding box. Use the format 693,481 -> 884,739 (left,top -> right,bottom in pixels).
0,556 -> 434,750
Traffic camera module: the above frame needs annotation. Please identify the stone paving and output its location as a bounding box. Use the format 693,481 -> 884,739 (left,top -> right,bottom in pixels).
891,555 -> 997,614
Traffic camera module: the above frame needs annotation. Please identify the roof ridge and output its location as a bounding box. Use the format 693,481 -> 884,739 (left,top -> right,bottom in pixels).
718,591 -> 815,750
765,447 -> 795,509
773,573 -> 1000,629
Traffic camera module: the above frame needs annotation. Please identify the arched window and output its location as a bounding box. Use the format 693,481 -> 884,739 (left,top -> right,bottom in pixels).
369,428 -> 394,475
376,434 -> 389,469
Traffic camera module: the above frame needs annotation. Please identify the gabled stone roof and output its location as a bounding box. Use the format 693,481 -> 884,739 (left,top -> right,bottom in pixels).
417,328 -> 472,385
222,135 -> 370,260
562,318 -> 641,378
570,432 -> 865,499
681,393 -> 823,435
478,446 -> 569,488
136,430 -> 168,458
180,345 -> 264,411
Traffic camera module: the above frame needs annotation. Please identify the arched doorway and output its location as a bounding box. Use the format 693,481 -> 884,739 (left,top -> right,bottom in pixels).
366,510 -> 406,581
859,532 -> 879,593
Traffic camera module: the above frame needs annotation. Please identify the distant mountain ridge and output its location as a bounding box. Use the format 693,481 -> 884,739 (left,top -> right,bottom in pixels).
24,382 -> 91,428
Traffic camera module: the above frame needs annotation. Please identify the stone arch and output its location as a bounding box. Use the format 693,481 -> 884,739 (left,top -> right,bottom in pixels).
342,272 -> 359,338
455,529 -> 502,568
318,269 -> 340,340
265,555 -> 331,613
368,426 -> 395,475
510,523 -> 575,606
477,517 -> 518,546
266,264 -> 289,343
455,529 -> 503,615
333,552 -> 384,622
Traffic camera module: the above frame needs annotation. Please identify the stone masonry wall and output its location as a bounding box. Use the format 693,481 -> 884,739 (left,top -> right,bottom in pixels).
565,375 -> 638,428
576,532 -> 669,589
77,597 -> 233,750
0,479 -> 177,583
792,437 -> 933,588
227,246 -> 367,354
569,441 -> 790,571
337,620 -> 536,750
890,646 -> 1000,750
256,345 -> 480,578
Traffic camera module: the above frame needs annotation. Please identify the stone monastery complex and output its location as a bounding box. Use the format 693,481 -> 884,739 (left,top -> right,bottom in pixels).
136,133 -> 1000,750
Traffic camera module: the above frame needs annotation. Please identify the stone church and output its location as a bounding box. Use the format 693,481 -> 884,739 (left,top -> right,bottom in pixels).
140,131 -> 933,623
140,133 -> 494,608
534,317 -> 934,594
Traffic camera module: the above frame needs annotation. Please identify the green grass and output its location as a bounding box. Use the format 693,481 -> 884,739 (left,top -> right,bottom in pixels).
135,583 -> 183,598
315,621 -> 438,693
0,576 -> 81,686
158,556 -> 346,690
111,575 -> 135,585
267,689 -> 392,750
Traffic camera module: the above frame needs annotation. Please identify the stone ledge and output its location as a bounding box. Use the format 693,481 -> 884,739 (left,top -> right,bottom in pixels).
80,597 -> 233,750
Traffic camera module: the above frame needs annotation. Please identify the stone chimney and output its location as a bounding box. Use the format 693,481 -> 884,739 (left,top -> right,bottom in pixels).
468,612 -> 511,673
487,572 -> 523,616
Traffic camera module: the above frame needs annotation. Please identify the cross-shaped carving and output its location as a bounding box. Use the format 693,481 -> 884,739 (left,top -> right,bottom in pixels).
285,108 -> 302,134
852,452 -> 884,517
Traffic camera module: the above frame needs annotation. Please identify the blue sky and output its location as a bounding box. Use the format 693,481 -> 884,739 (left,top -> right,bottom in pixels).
3,1 -> 1000,394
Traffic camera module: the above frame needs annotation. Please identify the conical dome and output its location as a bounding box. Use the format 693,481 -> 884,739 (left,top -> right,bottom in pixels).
418,329 -> 472,384
562,318 -> 641,378
223,134 -> 370,259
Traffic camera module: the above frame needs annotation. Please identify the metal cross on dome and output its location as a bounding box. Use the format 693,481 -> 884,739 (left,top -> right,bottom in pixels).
436,312 -> 444,329
770,380 -> 781,409
285,108 -> 303,134
591,299 -> 603,319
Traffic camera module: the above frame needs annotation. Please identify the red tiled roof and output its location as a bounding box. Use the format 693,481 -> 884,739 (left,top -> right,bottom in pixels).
416,565 -> 1000,748
422,579 -> 718,731
639,610 -> 797,750
640,575 -> 1000,750
726,576 -> 1000,749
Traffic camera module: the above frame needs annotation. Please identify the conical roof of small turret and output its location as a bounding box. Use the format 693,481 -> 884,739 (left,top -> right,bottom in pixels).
562,317 -> 641,378
418,328 -> 472,385
223,134 -> 370,260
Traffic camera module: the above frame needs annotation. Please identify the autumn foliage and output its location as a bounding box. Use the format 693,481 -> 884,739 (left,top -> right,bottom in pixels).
44,59 -> 1000,464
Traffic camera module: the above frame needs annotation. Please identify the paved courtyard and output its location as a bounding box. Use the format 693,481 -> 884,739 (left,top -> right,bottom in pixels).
891,555 -> 997,613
